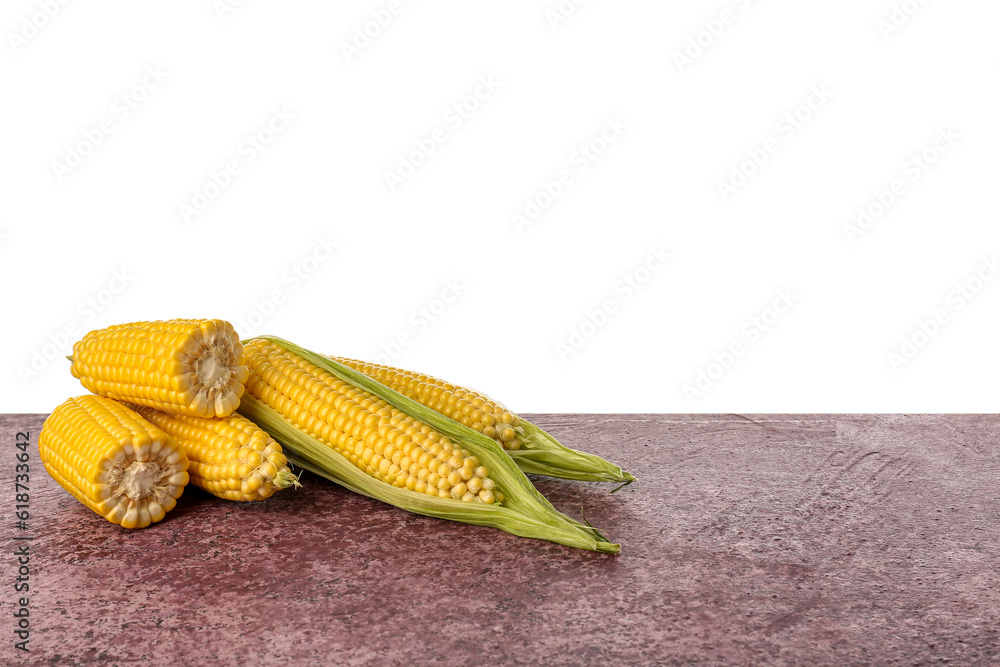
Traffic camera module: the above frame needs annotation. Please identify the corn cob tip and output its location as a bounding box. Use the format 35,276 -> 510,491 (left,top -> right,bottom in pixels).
273,468 -> 302,490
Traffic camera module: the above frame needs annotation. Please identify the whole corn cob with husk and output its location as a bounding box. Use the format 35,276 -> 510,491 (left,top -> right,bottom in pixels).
39,395 -> 190,529
70,319 -> 249,418
237,336 -> 619,553
326,356 -> 633,484
130,406 -> 300,501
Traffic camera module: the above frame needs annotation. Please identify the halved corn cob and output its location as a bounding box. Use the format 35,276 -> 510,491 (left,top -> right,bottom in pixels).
39,395 -> 189,529
238,337 -> 618,552
71,319 -> 249,418
130,406 -> 300,501
327,356 -> 634,484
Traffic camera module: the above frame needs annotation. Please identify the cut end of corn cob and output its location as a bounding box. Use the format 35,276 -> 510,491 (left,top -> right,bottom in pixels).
327,357 -> 525,451
130,405 -> 300,501
71,319 -> 249,418
39,395 -> 190,529
245,340 -> 500,504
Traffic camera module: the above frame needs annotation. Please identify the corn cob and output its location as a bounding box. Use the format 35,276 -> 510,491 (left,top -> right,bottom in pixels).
327,356 -> 634,484
71,319 -> 248,418
245,340 -> 499,504
130,406 -> 300,501
39,395 -> 189,529
238,337 -> 619,553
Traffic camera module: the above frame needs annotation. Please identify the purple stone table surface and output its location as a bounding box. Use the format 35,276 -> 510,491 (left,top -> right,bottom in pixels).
2,414 -> 998,666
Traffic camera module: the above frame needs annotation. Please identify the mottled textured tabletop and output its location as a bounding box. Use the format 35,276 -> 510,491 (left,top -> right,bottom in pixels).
1,414 -> 998,666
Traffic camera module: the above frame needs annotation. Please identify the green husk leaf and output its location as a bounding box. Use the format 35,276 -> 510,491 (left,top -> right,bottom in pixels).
238,336 -> 620,553
508,421 -> 635,483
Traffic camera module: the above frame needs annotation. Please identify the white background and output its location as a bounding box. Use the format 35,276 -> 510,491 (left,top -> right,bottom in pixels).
2,1 -> 998,413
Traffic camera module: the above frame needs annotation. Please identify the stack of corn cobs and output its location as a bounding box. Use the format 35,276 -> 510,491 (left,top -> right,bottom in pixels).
40,319 -> 632,552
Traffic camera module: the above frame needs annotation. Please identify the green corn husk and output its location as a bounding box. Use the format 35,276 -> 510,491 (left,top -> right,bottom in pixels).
507,421 -> 634,484
237,336 -> 620,553
326,356 -> 634,484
